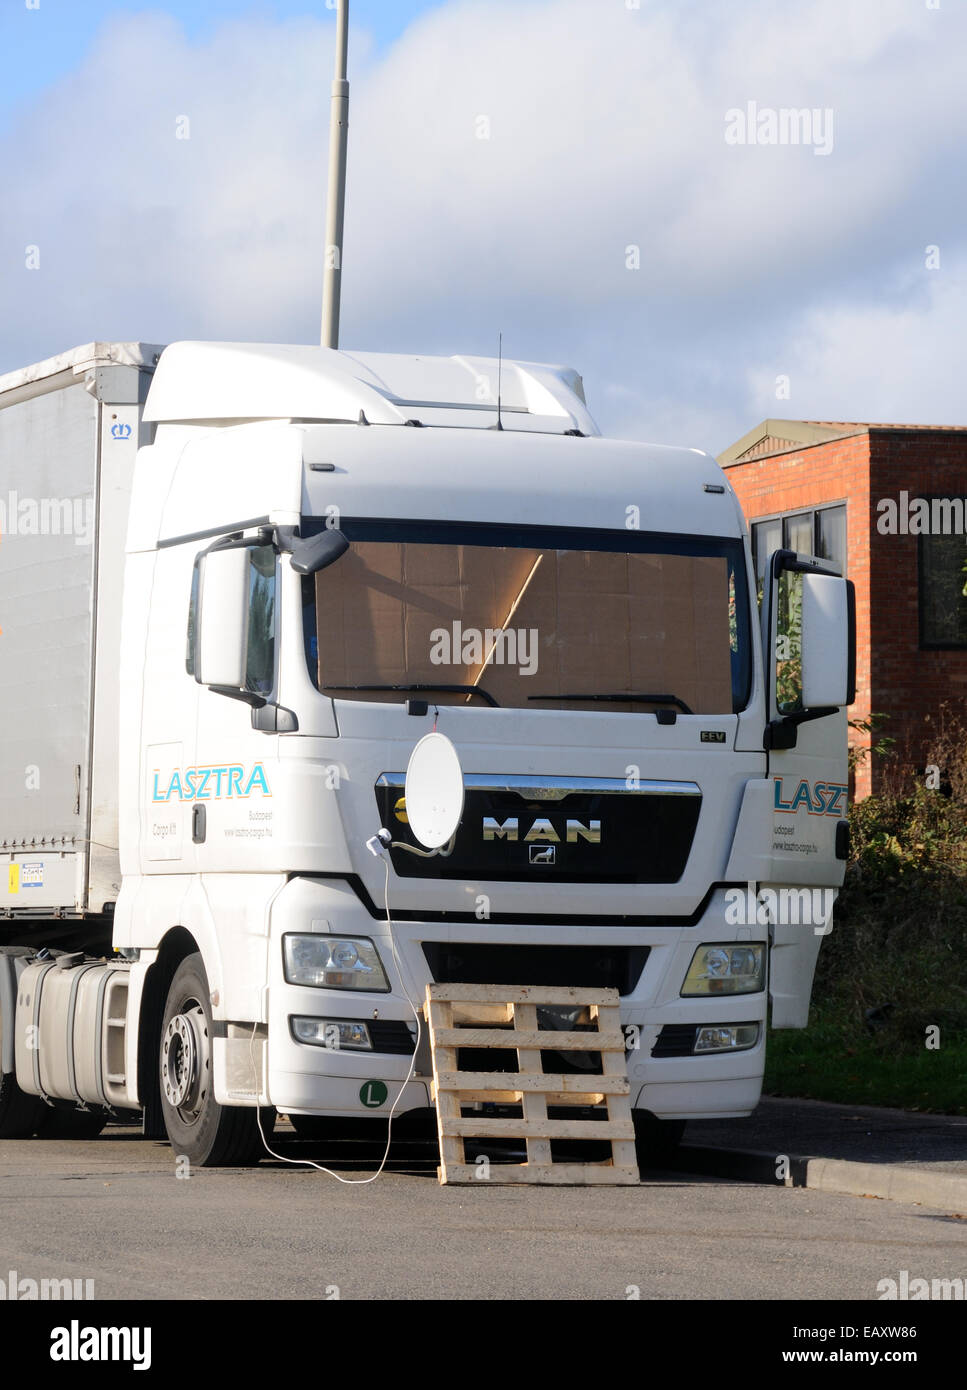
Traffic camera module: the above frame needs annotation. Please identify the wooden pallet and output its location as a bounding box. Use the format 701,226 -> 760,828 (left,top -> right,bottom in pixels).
426,983 -> 639,1185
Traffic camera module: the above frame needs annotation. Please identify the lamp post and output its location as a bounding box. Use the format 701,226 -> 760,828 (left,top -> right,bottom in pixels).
321,0 -> 349,348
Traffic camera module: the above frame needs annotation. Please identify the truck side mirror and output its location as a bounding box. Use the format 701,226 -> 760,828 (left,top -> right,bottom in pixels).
194,547 -> 251,689
764,550 -> 855,750
801,572 -> 855,710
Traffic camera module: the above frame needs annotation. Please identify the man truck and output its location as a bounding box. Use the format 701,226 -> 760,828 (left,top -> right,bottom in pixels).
0,338 -> 853,1166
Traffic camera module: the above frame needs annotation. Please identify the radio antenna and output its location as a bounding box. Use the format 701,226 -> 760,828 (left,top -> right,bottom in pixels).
495,331 -> 504,431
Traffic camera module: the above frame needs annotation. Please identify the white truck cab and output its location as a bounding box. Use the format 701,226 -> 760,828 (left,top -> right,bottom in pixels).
0,340 -> 854,1165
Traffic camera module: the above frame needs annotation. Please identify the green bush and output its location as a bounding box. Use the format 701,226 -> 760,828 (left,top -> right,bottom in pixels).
764,707 -> 967,1112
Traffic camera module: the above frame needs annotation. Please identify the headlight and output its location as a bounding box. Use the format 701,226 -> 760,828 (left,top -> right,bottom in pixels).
681,943 -> 764,996
283,935 -> 389,991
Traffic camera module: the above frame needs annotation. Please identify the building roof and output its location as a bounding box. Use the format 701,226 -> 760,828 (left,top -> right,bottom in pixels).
718,418 -> 967,466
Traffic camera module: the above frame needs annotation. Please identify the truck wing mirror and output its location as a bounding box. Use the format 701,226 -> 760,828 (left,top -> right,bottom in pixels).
801,572 -> 855,709
763,550 -> 855,750
194,547 -> 251,689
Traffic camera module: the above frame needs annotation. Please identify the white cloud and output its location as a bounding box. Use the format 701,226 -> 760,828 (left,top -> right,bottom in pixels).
745,272 -> 967,427
1,0 -> 965,453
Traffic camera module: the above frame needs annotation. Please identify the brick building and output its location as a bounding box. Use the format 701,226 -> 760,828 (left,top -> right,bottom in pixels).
718,420 -> 967,799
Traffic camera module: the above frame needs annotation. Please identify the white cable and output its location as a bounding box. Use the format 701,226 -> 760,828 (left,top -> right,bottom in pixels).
250,851 -> 424,1183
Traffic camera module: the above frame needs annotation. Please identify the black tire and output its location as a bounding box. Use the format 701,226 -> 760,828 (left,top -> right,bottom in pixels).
34,1106 -> 108,1140
159,953 -> 273,1167
0,1067 -> 44,1139
632,1111 -> 686,1169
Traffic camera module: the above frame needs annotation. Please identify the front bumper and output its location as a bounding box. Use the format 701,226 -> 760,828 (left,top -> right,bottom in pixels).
265,876 -> 767,1120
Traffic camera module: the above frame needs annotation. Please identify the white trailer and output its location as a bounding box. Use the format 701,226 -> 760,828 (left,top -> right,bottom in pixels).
0,338 -> 854,1165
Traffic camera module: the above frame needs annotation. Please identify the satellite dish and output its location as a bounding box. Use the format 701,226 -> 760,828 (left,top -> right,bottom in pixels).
404,733 -> 464,849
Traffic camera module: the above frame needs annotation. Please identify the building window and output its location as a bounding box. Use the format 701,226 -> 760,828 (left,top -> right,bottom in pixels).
752,504 -> 847,601
816,506 -> 846,572
784,512 -> 813,556
752,518 -> 781,597
919,516 -> 967,649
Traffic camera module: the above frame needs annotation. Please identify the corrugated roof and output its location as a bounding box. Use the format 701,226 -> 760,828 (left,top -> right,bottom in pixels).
719,418 -> 967,466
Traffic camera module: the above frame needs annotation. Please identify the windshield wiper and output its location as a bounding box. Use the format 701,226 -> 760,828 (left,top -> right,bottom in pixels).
527,692 -> 694,714
325,683 -> 500,708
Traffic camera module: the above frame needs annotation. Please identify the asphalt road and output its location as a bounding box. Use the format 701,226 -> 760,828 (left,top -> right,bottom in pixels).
1,1124 -> 965,1301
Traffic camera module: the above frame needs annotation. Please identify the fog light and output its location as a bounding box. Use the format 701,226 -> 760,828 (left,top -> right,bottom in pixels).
291,1017 -> 373,1050
694,1023 -> 759,1053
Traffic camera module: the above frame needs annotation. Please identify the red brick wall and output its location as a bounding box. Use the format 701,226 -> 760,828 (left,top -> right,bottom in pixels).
868,431 -> 967,791
724,433 -> 874,796
725,428 -> 967,799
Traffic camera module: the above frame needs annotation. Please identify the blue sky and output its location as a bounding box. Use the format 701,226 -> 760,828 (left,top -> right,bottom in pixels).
2,0 -> 966,453
0,1 -> 446,127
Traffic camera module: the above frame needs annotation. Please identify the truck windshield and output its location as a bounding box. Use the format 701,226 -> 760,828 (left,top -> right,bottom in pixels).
301,519 -> 751,714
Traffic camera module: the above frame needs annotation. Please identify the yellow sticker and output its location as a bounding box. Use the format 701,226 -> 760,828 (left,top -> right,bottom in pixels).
8,864 -> 19,894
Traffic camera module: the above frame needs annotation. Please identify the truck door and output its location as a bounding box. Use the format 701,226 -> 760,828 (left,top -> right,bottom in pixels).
761,549 -> 855,1026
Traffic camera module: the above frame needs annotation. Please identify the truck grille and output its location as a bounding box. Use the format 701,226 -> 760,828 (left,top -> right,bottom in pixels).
421,942 -> 649,994
376,774 -> 701,884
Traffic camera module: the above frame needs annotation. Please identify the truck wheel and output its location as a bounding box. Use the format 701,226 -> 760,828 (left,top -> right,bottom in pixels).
159,953 -> 271,1167
632,1111 -> 686,1169
0,1068 -> 44,1138
34,1106 -> 108,1140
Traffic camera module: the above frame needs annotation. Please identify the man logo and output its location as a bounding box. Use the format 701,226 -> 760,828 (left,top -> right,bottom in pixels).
529,844 -> 556,866
482,817 -> 601,844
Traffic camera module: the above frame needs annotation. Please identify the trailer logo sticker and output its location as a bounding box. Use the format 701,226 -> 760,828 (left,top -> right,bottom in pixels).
151,763 -> 272,801
773,778 -> 847,816
21,862 -> 43,888
110,421 -> 132,440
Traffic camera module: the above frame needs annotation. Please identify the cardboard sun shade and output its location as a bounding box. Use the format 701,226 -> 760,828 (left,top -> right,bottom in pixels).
315,542 -> 733,714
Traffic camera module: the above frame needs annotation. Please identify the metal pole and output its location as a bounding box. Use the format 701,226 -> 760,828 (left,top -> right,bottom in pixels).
321,0 -> 349,348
